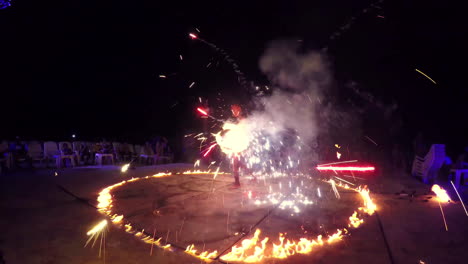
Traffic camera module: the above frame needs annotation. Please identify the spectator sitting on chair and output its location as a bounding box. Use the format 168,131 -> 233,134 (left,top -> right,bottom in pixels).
78,143 -> 91,164
12,140 -> 33,168
101,142 -> 113,154
455,146 -> 468,169
62,143 -> 73,155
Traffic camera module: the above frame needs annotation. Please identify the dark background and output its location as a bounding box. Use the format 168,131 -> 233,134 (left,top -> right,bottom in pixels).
1,0 -> 467,156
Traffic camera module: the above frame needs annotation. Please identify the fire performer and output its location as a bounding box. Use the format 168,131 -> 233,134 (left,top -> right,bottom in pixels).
230,104 -> 243,188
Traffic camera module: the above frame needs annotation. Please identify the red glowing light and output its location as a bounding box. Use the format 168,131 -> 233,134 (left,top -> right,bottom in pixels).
316,166 -> 375,172
189,33 -> 197,39
197,107 -> 208,116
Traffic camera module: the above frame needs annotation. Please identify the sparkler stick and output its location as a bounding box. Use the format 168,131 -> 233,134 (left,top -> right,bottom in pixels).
450,181 -> 468,216
438,201 -> 448,231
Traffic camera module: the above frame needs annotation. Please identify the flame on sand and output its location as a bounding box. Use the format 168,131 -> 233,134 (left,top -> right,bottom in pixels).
121,164 -> 130,172
95,171 -> 377,263
431,184 -> 450,203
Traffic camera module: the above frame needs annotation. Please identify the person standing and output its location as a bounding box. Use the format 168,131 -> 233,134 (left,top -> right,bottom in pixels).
230,104 -> 243,188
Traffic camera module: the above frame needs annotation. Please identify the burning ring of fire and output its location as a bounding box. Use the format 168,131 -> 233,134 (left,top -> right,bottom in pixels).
96,170 -> 377,263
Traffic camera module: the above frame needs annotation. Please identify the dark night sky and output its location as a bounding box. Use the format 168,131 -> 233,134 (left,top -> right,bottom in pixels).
1,0 -> 467,151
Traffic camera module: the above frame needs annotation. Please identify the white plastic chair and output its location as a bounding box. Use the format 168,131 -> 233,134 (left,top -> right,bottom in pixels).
27,141 -> 45,167
412,144 -> 446,183
140,143 -> 158,165
44,141 -> 61,168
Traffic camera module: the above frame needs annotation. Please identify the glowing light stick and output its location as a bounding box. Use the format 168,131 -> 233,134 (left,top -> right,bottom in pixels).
316,166 -> 375,172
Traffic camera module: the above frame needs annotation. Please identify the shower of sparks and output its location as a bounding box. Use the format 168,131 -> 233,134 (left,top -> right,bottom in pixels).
450,181 -> 468,216
316,166 -> 375,172
85,219 -> 108,257
121,164 -> 130,173
415,69 -> 437,84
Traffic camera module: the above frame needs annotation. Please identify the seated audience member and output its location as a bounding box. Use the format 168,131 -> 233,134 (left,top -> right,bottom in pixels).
101,142 -> 114,154
119,143 -> 133,161
455,146 -> 468,169
78,143 -> 91,164
61,143 -> 73,155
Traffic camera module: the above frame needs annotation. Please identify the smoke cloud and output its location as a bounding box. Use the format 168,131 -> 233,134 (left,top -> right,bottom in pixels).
240,40 -> 331,164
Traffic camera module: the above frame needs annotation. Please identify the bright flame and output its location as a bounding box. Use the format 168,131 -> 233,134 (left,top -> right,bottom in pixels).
121,164 -> 130,172
316,166 -> 375,172
220,228 -> 345,262
431,184 -> 451,202
348,211 -> 364,228
215,121 -> 250,155
357,187 -> 377,215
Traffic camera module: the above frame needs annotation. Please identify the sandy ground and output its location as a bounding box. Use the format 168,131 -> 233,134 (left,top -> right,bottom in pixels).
1,164 -> 468,264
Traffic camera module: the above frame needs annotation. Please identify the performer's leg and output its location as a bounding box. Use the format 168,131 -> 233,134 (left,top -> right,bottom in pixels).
233,156 -> 241,187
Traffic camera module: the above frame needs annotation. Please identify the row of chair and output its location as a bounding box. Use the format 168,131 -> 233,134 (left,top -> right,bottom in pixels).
0,141 -> 173,170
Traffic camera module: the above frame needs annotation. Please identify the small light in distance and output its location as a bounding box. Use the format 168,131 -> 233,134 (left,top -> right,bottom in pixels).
189,33 -> 197,39
72,134 -> 76,138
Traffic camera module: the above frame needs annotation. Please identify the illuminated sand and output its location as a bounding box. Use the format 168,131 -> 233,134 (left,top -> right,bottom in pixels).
2,165 -> 468,263
98,170 -> 379,262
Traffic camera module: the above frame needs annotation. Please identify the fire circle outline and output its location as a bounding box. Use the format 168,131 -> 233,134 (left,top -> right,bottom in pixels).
96,170 -> 377,263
